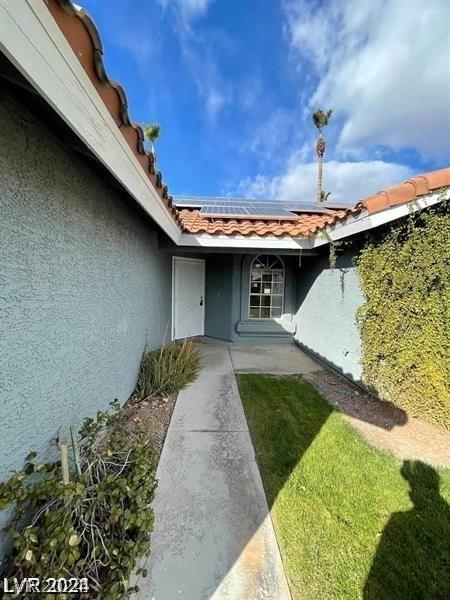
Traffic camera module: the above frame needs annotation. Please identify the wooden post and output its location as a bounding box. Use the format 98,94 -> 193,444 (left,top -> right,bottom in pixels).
60,443 -> 70,485
70,426 -> 82,477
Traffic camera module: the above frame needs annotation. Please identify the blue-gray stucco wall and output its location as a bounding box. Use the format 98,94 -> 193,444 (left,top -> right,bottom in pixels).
203,253 -> 299,343
294,251 -> 364,381
0,89 -> 172,491
205,254 -> 234,341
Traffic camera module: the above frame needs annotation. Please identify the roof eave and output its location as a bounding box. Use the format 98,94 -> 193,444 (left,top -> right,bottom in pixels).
0,0 -> 181,243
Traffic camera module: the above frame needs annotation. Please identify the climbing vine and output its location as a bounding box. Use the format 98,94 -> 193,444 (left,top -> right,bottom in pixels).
356,198 -> 450,430
321,230 -> 344,269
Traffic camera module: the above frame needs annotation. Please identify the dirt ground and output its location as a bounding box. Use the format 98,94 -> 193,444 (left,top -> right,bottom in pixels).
125,393 -> 177,458
305,370 -> 450,469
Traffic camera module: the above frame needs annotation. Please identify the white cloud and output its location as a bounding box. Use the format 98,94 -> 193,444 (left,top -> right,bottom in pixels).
157,0 -> 212,22
238,76 -> 263,110
205,87 -> 230,120
178,37 -> 232,121
284,0 -> 450,158
237,160 -> 414,204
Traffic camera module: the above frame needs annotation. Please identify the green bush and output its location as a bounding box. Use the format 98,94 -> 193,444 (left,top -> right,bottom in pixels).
357,200 -> 450,430
0,401 -> 156,598
135,339 -> 201,399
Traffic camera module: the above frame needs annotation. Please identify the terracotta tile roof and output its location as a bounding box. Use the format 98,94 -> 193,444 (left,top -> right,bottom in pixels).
178,207 -> 361,237
360,168 -> 450,214
47,0 -> 180,226
47,1 -> 449,240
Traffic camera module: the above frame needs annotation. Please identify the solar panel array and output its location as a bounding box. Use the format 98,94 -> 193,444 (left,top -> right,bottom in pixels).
173,195 -> 338,219
199,205 -> 299,220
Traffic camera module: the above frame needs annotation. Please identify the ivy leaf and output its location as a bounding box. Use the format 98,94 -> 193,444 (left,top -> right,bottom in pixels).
68,534 -> 80,547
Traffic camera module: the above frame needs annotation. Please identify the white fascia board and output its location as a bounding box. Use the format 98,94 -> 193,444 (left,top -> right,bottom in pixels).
310,189 -> 448,248
178,233 -> 313,250
0,0 -> 181,243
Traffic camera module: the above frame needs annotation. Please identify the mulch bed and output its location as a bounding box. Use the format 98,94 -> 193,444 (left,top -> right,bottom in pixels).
123,393 -> 177,458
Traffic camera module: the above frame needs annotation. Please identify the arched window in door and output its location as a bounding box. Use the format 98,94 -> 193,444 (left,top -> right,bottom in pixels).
249,254 -> 285,319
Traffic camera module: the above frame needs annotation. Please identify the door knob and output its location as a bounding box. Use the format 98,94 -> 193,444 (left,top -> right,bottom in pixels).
199,296 -> 204,306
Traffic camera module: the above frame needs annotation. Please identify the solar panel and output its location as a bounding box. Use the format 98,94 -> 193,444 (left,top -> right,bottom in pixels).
172,196 -> 204,208
278,203 -> 330,214
323,202 -> 353,209
201,206 -> 248,215
173,195 -> 336,217
251,207 -> 299,219
200,205 -> 299,220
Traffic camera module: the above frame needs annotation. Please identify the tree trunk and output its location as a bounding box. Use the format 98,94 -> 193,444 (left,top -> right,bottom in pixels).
316,134 -> 326,203
317,154 -> 323,203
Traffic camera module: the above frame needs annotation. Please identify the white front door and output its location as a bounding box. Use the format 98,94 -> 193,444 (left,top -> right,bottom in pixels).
172,257 -> 205,340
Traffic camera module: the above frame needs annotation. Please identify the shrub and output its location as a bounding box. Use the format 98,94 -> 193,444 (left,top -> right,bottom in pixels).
357,200 -> 450,430
135,339 -> 201,399
0,401 -> 157,598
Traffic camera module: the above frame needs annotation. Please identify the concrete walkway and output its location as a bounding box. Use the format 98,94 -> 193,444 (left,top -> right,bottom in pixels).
137,339 -> 291,600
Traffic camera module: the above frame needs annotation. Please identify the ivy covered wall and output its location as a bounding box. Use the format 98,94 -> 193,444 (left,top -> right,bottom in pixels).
357,201 -> 450,431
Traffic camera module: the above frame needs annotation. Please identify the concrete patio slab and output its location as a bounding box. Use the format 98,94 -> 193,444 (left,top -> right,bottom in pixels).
230,342 -> 323,375
135,339 -> 291,600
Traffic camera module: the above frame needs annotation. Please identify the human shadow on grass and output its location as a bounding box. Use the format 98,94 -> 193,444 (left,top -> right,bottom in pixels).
364,460 -> 450,600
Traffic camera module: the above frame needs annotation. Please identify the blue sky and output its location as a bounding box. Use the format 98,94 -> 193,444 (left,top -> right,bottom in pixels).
81,0 -> 449,204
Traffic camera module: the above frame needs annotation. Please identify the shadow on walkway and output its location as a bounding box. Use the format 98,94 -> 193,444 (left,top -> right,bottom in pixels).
364,460 -> 450,599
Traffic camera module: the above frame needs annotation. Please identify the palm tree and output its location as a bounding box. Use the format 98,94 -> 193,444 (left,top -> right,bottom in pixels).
144,123 -> 161,166
312,109 -> 333,202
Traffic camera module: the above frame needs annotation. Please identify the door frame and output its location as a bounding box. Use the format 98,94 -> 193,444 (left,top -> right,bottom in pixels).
171,256 -> 206,341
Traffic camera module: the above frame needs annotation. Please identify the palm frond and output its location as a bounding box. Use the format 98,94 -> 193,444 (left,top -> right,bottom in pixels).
143,123 -> 161,143
312,108 -> 333,132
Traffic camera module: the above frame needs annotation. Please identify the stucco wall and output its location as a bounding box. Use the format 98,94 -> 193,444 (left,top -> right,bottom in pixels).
203,253 -> 298,343
205,254 -> 234,341
0,89 -> 172,486
294,251 -> 364,381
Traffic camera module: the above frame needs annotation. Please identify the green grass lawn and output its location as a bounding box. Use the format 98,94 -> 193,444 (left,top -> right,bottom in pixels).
238,374 -> 450,600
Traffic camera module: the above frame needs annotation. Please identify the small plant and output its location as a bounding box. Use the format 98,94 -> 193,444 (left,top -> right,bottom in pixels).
320,230 -> 342,269
135,339 -> 201,400
0,401 -> 157,598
